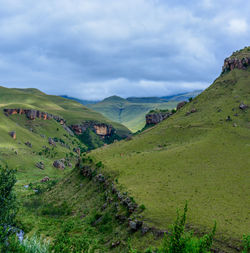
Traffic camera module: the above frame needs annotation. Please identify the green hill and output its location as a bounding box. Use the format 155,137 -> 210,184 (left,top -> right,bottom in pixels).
88,96 -> 179,132
0,86 -> 130,137
89,49 -> 250,251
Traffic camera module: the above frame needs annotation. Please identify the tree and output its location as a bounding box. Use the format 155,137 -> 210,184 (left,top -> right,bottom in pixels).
0,165 -> 18,247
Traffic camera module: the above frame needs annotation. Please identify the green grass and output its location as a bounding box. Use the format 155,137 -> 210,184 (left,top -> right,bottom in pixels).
91,67 -> 250,251
88,95 -> 179,132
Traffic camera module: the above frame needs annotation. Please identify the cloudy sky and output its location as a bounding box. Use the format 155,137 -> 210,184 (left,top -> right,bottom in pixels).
0,0 -> 249,100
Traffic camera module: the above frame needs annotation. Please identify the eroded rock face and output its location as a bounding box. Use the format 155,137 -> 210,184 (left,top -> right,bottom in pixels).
70,122 -> 114,137
3,108 -> 65,123
177,101 -> 187,110
222,57 -> 250,73
146,112 -> 172,125
93,124 -> 113,136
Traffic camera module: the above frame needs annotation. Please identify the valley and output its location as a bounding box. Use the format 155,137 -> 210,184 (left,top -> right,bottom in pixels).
0,48 -> 249,252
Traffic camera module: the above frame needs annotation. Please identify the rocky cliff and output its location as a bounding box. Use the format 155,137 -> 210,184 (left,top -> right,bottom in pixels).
4,108 -> 65,124
222,47 -> 250,74
71,122 -> 114,137
146,111 -> 172,125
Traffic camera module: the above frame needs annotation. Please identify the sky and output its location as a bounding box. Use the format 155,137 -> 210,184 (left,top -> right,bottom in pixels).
0,0 -> 249,100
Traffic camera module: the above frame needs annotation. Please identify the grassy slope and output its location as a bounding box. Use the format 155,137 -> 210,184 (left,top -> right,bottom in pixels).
0,86 -> 130,137
88,96 -> 178,132
91,68 -> 250,249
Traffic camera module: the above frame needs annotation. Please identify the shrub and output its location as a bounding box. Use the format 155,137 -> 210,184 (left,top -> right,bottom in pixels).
242,234 -> 250,253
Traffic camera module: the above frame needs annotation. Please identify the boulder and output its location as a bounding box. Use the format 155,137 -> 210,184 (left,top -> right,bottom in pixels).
111,241 -> 121,248
129,221 -> 137,231
48,138 -> 56,146
53,160 -> 65,170
239,102 -> 248,110
25,141 -> 32,148
9,131 -> 16,140
40,176 -> 49,183
36,162 -> 44,170
141,226 -> 150,235
96,174 -> 105,183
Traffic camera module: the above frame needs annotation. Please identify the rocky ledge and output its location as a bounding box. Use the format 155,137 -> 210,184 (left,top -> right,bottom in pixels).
222,56 -> 250,74
71,122 -> 114,137
3,108 -> 65,124
4,108 -> 115,138
146,111 -> 172,125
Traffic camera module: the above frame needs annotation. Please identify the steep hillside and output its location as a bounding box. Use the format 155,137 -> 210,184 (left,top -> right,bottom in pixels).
0,87 -> 131,148
90,49 -> 250,251
88,95 -> 178,132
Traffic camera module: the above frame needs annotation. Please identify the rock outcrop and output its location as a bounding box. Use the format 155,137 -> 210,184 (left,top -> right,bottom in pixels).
3,108 -> 66,124
9,131 -> 16,140
53,160 -> 65,170
222,56 -> 250,73
177,101 -> 187,110
146,111 -> 172,125
36,162 -> 44,170
71,122 -> 114,137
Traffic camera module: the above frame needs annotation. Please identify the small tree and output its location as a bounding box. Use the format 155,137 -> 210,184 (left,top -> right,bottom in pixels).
0,165 -> 18,248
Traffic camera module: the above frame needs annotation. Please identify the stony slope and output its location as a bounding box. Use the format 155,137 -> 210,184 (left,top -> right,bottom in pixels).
90,49 -> 250,251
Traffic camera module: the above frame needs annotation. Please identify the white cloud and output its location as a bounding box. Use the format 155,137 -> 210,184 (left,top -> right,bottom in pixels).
0,0 -> 249,99
227,19 -> 248,35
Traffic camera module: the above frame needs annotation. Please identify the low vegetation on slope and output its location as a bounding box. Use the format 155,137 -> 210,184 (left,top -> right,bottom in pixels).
91,51 -> 250,251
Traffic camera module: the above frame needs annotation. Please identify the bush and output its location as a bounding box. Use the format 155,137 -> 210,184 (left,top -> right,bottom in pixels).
242,234 -> 250,253
0,165 -> 18,250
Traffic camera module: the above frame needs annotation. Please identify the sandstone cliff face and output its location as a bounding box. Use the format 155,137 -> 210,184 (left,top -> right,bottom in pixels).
3,108 -> 65,124
146,112 -> 172,125
71,122 -> 114,137
222,56 -> 250,73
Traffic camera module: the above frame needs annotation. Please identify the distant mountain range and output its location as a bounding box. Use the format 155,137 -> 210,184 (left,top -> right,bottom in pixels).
61,90 -> 202,132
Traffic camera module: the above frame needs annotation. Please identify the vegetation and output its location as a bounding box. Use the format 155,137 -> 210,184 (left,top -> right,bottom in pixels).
0,165 -> 18,251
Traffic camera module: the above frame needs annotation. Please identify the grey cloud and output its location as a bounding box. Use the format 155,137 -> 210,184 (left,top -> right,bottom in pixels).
0,0 -> 249,99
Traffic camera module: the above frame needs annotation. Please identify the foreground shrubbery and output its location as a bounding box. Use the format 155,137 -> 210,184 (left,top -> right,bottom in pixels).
129,203 -> 217,253
1,165 -> 249,252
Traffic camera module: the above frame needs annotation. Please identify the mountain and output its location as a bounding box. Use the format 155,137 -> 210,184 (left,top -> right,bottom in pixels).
87,96 -> 187,132
126,90 -> 202,103
61,95 -> 99,105
88,48 -> 250,251
61,92 -> 201,132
